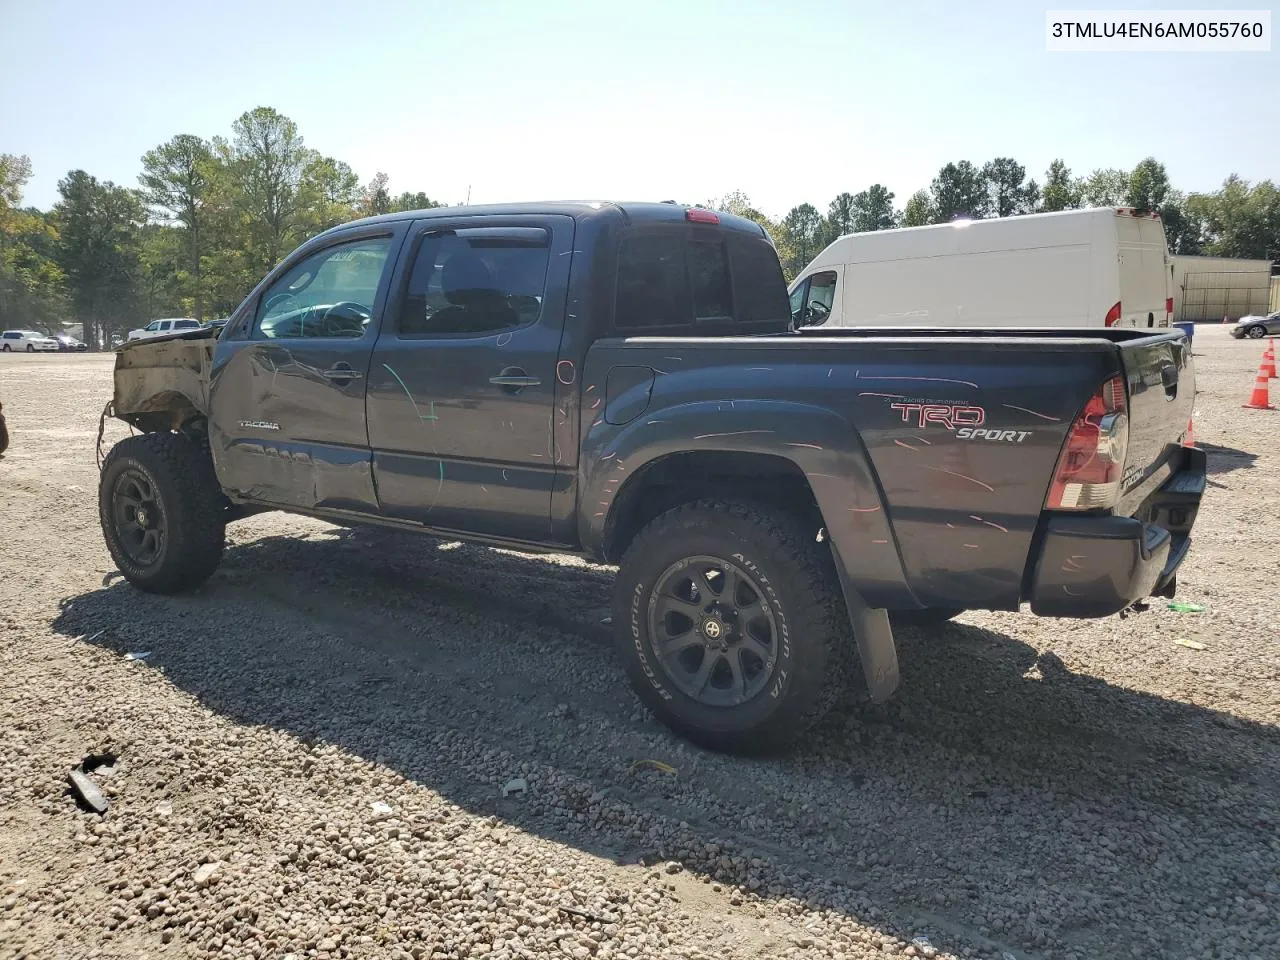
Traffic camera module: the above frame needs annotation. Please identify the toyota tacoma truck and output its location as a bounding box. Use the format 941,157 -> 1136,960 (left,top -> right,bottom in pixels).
97,201 -> 1205,752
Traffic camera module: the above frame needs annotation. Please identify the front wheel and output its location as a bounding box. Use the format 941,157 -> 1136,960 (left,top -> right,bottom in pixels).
613,500 -> 854,753
1247,325 -> 1267,339
99,432 -> 226,593
1,344 -> 9,352
25,344 -> 34,352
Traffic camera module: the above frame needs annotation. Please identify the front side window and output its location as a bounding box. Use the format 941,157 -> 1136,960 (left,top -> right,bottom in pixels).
788,278 -> 810,324
398,226 -> 550,337
145,322 -> 161,332
255,236 -> 393,339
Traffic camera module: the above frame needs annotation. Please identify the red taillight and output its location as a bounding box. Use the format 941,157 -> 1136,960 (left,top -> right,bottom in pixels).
1166,297 -> 1174,318
686,208 -> 720,224
1046,374 -> 1130,511
1105,301 -> 1122,327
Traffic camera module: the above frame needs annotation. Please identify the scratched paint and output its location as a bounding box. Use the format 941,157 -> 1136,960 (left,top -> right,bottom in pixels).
600,451 -> 616,461
383,364 -> 439,422
848,506 -> 881,513
920,464 -> 994,492
855,370 -> 979,389
785,442 -> 824,450
590,398 -> 601,409
663,356 -> 683,362
1003,403 -> 1061,422
857,392 -> 908,400
892,439 -> 920,452
495,332 -> 513,347
970,515 -> 1010,533
585,384 -> 596,393
556,360 -> 575,385
963,543 -> 980,549
872,539 -> 889,544
693,429 -> 775,440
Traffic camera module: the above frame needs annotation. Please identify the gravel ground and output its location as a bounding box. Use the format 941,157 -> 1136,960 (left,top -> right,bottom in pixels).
0,325 -> 1276,960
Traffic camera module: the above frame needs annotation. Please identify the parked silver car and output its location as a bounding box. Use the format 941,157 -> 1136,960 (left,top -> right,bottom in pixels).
1230,311 -> 1280,339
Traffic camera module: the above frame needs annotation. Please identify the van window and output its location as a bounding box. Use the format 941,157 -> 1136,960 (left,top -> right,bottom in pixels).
791,271 -> 837,327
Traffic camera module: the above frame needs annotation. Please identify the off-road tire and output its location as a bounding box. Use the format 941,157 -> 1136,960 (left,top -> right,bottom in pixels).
99,432 -> 226,593
613,499 -> 854,753
889,606 -> 965,627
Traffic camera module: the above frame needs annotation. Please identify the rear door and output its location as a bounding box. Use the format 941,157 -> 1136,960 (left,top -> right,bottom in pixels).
208,222 -> 407,512
365,214 -> 574,541
1117,214 -> 1171,329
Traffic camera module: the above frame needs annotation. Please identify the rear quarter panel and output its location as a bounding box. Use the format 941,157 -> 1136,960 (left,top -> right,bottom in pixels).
581,335 -> 1118,611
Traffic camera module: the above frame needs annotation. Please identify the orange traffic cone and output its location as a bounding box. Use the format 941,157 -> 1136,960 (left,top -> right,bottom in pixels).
1182,417 -> 1196,448
1243,363 -> 1276,410
1265,344 -> 1278,379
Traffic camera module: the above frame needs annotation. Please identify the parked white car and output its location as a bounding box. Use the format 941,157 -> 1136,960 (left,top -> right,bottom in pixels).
1,329 -> 60,352
788,207 -> 1174,331
126,318 -> 202,342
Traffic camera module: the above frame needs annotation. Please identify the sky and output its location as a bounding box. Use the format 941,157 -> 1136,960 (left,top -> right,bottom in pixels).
3,0 -> 1276,219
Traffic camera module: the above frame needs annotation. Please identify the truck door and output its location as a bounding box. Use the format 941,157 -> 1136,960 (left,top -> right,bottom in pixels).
366,214 -> 575,542
207,223 -> 407,512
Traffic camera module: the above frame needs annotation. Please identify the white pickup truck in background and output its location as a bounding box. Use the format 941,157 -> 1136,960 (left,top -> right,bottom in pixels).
127,318 -> 202,342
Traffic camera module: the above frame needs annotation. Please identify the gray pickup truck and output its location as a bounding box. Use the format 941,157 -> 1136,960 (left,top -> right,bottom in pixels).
99,201 -> 1205,751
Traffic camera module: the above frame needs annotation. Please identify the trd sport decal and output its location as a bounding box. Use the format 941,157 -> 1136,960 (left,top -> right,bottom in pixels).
890,402 -> 985,429
889,403 -> 1031,443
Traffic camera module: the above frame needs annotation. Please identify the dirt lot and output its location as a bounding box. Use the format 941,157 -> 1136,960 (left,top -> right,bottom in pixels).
0,326 -> 1276,960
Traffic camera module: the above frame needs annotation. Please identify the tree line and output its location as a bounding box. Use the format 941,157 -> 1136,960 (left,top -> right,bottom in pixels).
3,114 -> 1279,347
711,157 -> 1280,280
0,107 -> 441,347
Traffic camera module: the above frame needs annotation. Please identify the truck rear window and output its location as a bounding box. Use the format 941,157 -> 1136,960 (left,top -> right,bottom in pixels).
614,229 -> 789,332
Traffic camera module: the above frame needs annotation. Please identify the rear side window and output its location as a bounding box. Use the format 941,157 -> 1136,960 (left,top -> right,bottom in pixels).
175,320 -> 200,329
399,226 -> 551,337
615,234 -> 692,329
728,234 -> 791,323
614,228 -> 789,331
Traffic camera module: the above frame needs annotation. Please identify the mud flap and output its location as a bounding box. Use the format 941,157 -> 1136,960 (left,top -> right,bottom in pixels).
827,539 -> 900,702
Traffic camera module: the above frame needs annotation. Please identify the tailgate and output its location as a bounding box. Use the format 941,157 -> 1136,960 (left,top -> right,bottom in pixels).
1117,331 -> 1194,500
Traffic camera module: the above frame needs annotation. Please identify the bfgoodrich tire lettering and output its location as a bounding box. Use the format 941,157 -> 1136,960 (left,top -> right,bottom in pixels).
99,432 -> 226,593
613,499 -> 854,753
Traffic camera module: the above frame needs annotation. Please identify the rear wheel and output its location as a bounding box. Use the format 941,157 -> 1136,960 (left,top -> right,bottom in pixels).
613,499 -> 854,753
1,344 -> 9,352
99,432 -> 226,593
1247,324 -> 1267,339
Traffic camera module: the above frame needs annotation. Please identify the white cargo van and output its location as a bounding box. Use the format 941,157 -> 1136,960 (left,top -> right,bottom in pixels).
788,207 -> 1174,331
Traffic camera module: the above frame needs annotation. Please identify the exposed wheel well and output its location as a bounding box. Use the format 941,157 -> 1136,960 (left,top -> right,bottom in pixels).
119,391 -> 204,434
602,451 -> 823,562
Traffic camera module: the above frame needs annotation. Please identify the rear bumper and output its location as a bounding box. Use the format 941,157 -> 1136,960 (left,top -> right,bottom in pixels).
1029,447 -> 1206,618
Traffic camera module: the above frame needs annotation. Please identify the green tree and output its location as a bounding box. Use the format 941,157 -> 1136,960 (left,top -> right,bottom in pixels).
390,191 -> 443,213
1040,159 -> 1080,212
850,184 -> 897,232
1195,176 -> 1280,261
982,158 -> 1038,217
138,134 -> 217,318
1126,157 -> 1170,213
826,192 -> 857,239
901,189 -> 935,227
1077,168 -> 1129,207
1160,190 -> 1203,255
301,155 -> 362,231
228,106 -> 311,274
53,171 -> 146,348
361,172 -> 391,217
779,203 -> 826,278
0,155 -> 66,332
931,161 -> 989,221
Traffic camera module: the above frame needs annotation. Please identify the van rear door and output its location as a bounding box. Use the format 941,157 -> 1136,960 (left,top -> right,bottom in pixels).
1117,213 -> 1171,329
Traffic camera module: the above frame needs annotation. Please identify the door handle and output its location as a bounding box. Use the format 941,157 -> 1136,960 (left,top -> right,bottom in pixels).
322,363 -> 363,381
490,368 -> 541,390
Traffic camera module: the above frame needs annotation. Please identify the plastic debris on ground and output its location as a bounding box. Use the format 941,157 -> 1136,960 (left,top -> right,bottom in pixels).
627,758 -> 677,778
67,770 -> 108,814
369,801 -> 395,819
1174,638 -> 1208,650
1167,601 -> 1206,613
502,778 -> 528,798
124,651 -> 152,661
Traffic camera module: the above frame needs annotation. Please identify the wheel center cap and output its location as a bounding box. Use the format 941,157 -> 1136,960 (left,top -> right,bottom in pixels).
136,508 -> 149,528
